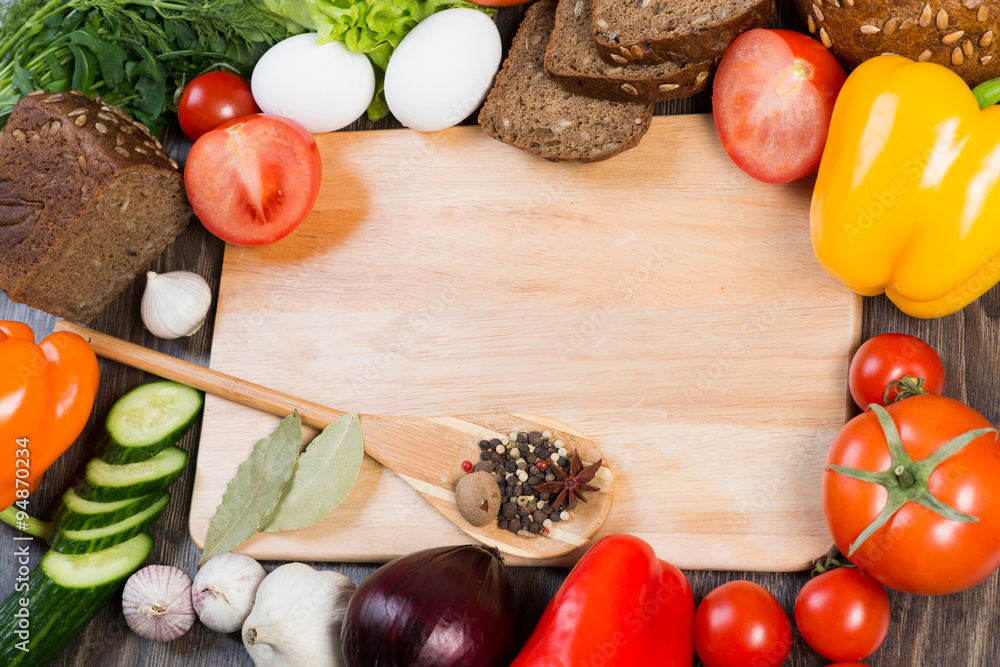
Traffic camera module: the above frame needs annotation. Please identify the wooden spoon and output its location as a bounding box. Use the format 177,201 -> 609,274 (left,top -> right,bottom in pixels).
55,322 -> 613,559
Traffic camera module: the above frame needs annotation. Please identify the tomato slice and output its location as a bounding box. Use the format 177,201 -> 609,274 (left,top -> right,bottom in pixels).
184,114 -> 321,247
713,29 -> 846,184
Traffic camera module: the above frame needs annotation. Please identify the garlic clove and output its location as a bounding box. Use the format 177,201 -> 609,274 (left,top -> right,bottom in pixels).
193,553 -> 266,633
141,270 -> 213,340
242,562 -> 355,667
122,565 -> 196,642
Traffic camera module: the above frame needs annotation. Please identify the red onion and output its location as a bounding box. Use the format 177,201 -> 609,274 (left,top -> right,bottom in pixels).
341,545 -> 517,667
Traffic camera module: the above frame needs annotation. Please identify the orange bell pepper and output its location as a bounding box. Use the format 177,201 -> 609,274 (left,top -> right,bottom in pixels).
0,322 -> 99,513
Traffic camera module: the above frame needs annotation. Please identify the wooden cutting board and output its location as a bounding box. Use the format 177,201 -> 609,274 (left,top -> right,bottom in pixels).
189,114 -> 861,570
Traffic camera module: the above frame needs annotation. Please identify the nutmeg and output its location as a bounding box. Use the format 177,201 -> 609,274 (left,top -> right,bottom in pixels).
454,471 -> 502,527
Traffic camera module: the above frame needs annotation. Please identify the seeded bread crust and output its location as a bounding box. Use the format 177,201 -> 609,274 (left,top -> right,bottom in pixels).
546,0 -> 716,102
795,0 -> 1000,86
479,0 -> 653,163
591,0 -> 776,66
0,91 -> 192,323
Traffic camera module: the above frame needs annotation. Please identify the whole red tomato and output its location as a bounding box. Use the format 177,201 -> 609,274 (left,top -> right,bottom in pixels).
178,71 -> 261,141
184,114 -> 321,247
713,29 -> 847,183
849,334 -> 945,410
824,394 -> 1000,595
794,568 -> 889,662
694,581 -> 792,667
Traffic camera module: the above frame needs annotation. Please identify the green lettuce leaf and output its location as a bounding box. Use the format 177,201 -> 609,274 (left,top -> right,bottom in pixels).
262,0 -> 494,121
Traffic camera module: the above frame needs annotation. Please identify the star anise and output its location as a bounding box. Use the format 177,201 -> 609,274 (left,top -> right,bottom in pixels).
532,450 -> 602,511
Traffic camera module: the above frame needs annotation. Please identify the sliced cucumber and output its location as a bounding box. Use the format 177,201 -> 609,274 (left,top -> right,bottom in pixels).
51,493 -> 170,554
75,446 -> 188,502
51,488 -> 163,532
95,380 -> 203,464
0,533 -> 154,666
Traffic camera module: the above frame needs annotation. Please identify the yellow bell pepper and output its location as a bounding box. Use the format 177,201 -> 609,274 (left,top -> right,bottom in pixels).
811,55 -> 1000,318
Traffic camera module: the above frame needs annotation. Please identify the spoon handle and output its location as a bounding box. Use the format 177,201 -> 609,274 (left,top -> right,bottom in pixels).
54,321 -> 347,429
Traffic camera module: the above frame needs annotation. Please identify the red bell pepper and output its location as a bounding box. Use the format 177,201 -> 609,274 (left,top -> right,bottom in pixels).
510,534 -> 695,667
0,322 -> 99,533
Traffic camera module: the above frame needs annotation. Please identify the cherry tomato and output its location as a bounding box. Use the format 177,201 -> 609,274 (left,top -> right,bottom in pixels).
184,114 -> 321,247
713,29 -> 846,183
694,581 -> 792,667
794,568 -> 890,662
848,333 -> 945,410
178,71 -> 261,141
824,394 -> 1000,595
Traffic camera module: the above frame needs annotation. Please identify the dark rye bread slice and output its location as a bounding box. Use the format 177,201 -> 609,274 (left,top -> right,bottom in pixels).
479,0 -> 653,163
545,0 -> 715,103
0,91 -> 192,322
591,0 -> 776,66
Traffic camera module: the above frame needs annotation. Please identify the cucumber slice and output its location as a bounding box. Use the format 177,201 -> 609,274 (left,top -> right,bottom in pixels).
96,381 -> 203,464
52,488 -> 163,532
0,533 -> 154,666
75,446 -> 188,502
51,493 -> 170,555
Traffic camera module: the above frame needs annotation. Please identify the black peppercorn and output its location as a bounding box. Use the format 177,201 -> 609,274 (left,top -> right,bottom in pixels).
529,522 -> 541,534
549,511 -> 562,522
525,453 -> 538,465
502,502 -> 518,519
517,460 -> 528,471
498,519 -> 508,530
518,506 -> 530,517
532,510 -> 547,524
528,474 -> 544,487
513,484 -> 523,496
479,451 -> 491,462
528,465 -> 540,476
528,431 -> 543,445
509,518 -> 521,532
473,461 -> 493,474
490,438 -> 502,448
504,460 -> 518,473
557,456 -> 569,468
479,439 -> 492,450
490,452 -> 502,464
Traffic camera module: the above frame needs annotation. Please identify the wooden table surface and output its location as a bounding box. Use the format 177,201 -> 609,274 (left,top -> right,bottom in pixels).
3,1 -> 1000,665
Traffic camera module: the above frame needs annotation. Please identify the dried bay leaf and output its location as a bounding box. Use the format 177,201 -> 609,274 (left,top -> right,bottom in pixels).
198,412 -> 302,566
261,412 -> 364,533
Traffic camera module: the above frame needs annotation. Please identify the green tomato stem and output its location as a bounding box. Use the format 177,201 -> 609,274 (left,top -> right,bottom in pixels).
828,404 -> 994,557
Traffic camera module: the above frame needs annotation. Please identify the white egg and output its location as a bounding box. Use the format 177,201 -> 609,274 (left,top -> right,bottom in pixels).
385,9 -> 502,132
251,33 -> 375,133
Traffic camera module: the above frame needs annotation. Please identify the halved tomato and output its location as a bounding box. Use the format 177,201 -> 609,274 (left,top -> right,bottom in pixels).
184,114 -> 321,247
713,29 -> 847,184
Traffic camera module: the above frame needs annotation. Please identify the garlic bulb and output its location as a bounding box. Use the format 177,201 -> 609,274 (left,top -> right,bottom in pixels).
122,565 -> 196,642
243,563 -> 355,667
192,553 -> 266,633
141,270 -> 212,339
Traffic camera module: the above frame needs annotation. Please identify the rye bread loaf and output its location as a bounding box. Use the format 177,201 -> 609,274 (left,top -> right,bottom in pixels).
0,91 -> 192,323
479,0 -> 654,163
796,0 -> 1000,86
545,0 -> 716,102
591,0 -> 775,65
